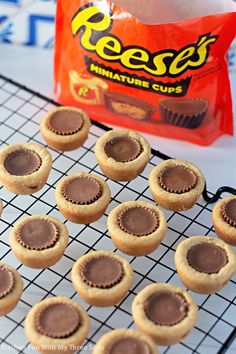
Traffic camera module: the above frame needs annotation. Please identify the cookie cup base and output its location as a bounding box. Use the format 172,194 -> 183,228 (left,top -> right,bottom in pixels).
107,201 -> 167,256
0,264 -> 23,316
71,251 -> 134,307
132,283 -> 198,346
25,297 -> 90,354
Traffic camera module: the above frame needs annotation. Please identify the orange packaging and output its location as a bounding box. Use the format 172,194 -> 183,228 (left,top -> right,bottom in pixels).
54,0 -> 236,145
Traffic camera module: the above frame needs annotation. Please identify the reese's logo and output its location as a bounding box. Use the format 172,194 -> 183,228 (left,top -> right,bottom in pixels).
71,3 -> 218,78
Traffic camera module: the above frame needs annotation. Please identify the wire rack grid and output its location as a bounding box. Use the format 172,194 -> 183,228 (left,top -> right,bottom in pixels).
0,74 -> 236,354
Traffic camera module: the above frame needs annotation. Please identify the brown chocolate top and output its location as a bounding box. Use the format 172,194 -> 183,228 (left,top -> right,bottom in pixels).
161,99 -> 208,116
36,302 -> 81,338
104,136 -> 141,163
222,199 -> 236,227
109,337 -> 151,354
80,255 -> 124,288
105,92 -> 155,112
0,265 -> 14,299
62,176 -> 102,205
118,206 -> 159,237
158,165 -> 198,194
187,243 -> 228,274
17,218 -> 58,250
144,291 -> 188,326
4,149 -> 42,176
47,110 -> 83,135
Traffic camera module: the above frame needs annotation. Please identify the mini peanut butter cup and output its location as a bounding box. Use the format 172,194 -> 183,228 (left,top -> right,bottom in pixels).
109,337 -> 151,354
16,218 -> 59,250
158,165 -> 198,194
62,176 -> 102,205
187,243 -> 228,274
0,265 -> 14,299
80,255 -> 124,289
4,149 -> 42,176
104,136 -> 142,163
35,302 -> 81,338
47,110 -> 83,136
222,199 -> 236,227
159,98 -> 208,129
118,206 -> 159,237
144,291 -> 188,326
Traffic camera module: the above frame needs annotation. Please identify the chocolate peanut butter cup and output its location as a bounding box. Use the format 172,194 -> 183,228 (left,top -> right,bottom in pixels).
25,297 -> 90,353
35,302 -> 81,338
40,106 -> 91,151
105,92 -> 155,121
187,243 -> 228,274
144,291 -> 188,326
118,206 -> 159,237
132,283 -> 198,346
62,176 -> 102,205
47,110 -> 83,136
4,149 -> 42,176
222,199 -> 236,227
149,159 -> 205,211
16,218 -> 58,250
80,255 -> 124,289
159,98 -> 208,129
95,129 -> 151,181
0,142 -> 52,195
0,264 -> 14,299
104,136 -> 142,163
9,215 -> 69,269
56,172 -> 111,224
158,165 -> 198,194
109,337 -> 151,354
93,329 -> 158,354
71,251 -> 134,307
175,236 -> 236,294
108,201 -> 167,256
212,197 -> 236,246
0,263 -> 23,316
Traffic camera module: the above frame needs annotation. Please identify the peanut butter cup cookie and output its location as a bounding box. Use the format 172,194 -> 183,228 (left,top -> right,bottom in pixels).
71,251 -> 134,307
93,328 -> 158,354
9,215 -> 69,269
149,159 -> 205,211
0,142 -> 52,195
55,172 -> 111,224
107,201 -> 167,256
132,283 -> 198,346
212,196 -> 236,246
40,106 -> 90,151
94,129 -> 151,181
0,263 -> 23,316
175,236 -> 236,294
25,296 -> 89,354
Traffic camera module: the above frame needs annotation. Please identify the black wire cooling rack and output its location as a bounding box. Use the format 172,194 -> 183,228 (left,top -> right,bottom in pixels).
0,74 -> 236,354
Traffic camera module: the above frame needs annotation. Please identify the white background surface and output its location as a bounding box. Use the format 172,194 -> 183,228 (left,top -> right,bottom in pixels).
0,43 -> 235,193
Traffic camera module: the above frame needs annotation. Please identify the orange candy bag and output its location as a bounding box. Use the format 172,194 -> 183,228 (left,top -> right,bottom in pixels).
54,0 -> 236,145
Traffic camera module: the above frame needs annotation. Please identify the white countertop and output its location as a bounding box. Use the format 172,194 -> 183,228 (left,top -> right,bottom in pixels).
0,43 -> 235,192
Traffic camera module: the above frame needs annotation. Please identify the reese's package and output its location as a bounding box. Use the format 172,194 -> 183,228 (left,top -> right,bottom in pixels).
54,0 -> 236,145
